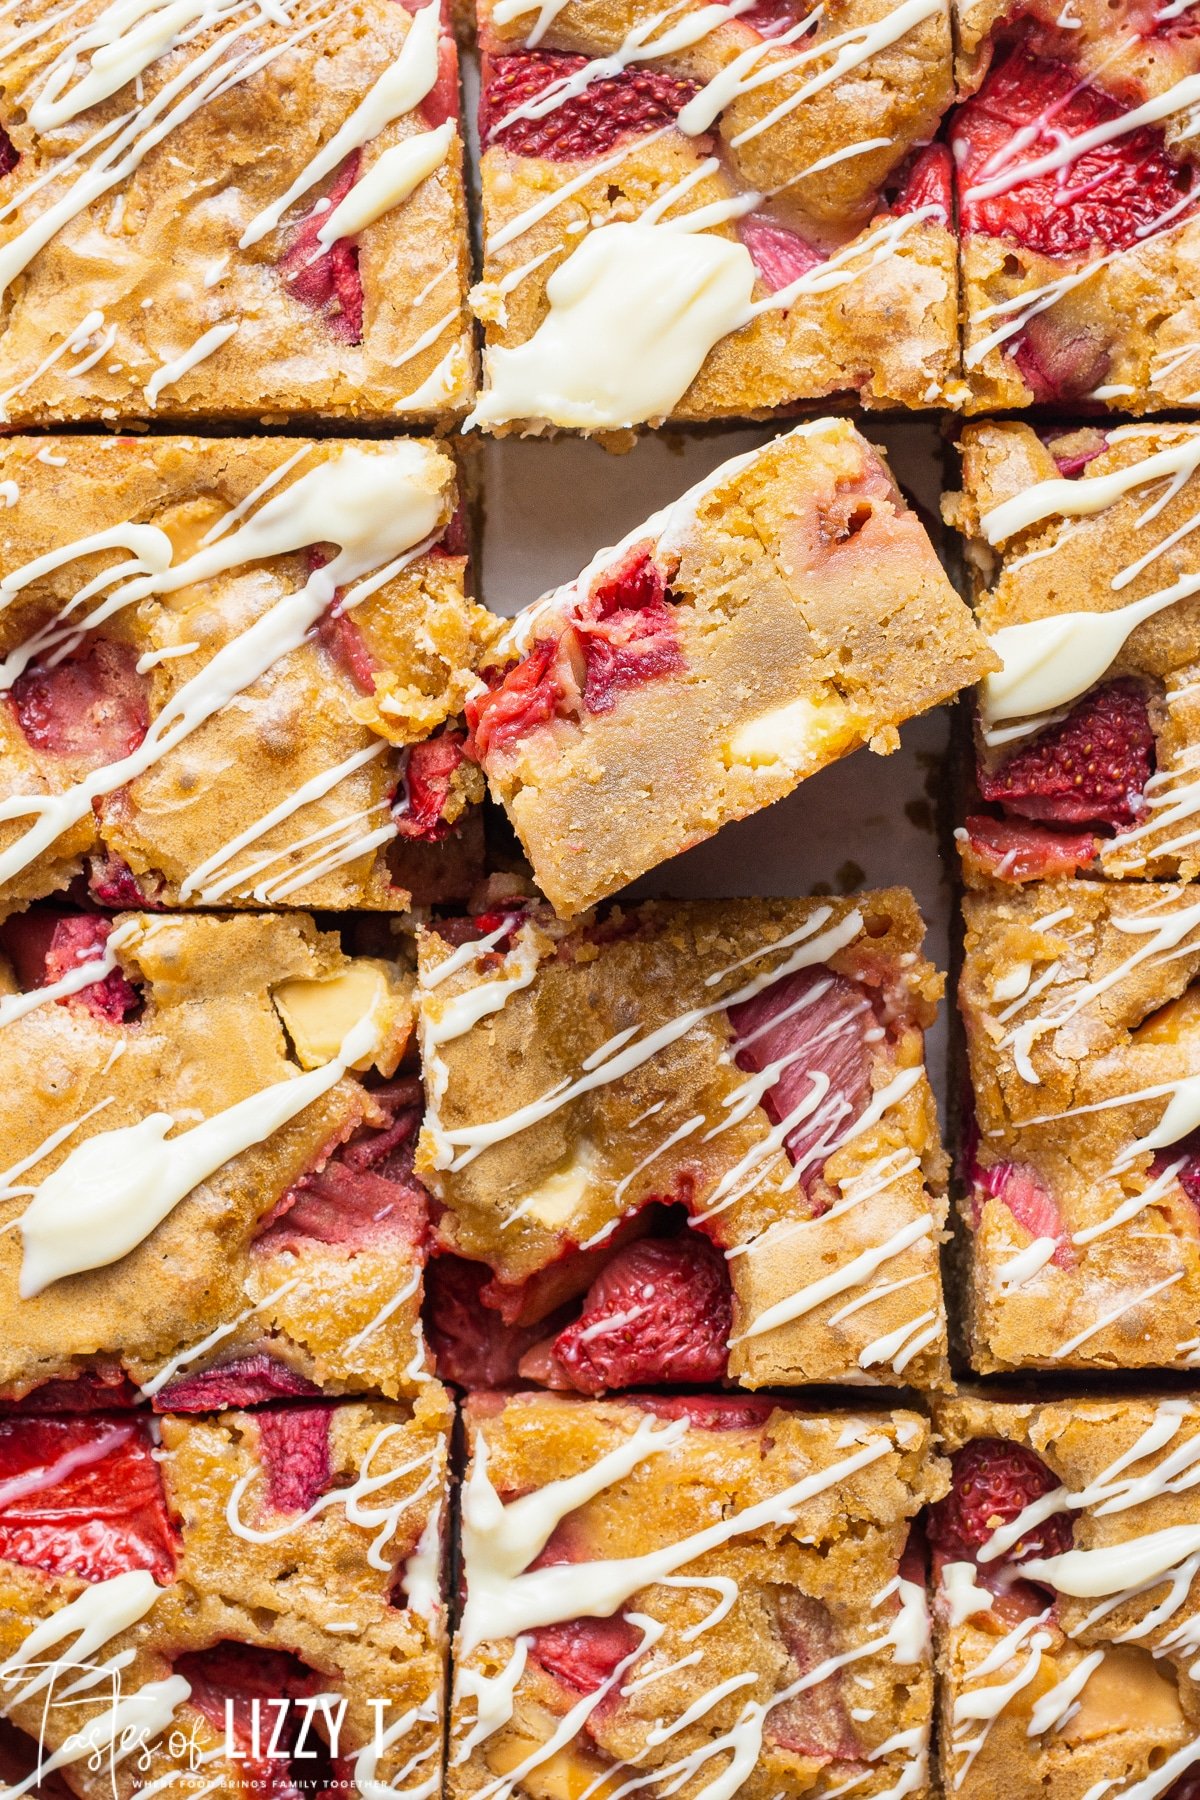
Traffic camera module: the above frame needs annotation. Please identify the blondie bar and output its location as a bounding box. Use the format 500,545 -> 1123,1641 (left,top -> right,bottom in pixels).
0,435 -> 491,914
418,891 -> 952,1391
467,422 -> 990,916
952,3 -> 1200,413
467,0 -> 960,432
0,1386 -> 450,1797
449,1390 -> 943,1800
0,909 -> 436,1407
931,1392 -> 1200,1798
0,0 -> 474,424
959,878 -> 1200,1371
947,422 -> 1200,888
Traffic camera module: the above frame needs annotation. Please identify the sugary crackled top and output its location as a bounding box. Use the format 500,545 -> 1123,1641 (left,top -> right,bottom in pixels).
947,422 -> 1200,884
930,1393 -> 1200,1796
0,0 -> 476,423
0,1389 -> 451,1800
469,0 -> 960,425
416,893 -> 951,1389
452,1390 -> 944,1800
0,909 -> 431,1401
0,435 -> 493,913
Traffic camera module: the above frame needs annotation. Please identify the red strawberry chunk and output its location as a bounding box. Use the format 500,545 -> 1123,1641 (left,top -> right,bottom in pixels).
317,608 -> 376,692
88,851 -> 152,908
279,153 -> 365,344
154,1353 -> 320,1415
176,1642 -> 349,1799
2,1369 -> 137,1413
975,1160 -> 1074,1267
467,637 -> 570,763
767,1592 -> 862,1765
1166,1777 -> 1200,1800
738,214 -> 825,294
395,732 -> 467,842
1152,1132 -> 1200,1214
1011,312 -> 1112,404
1043,429 -> 1109,476
424,1254 -> 554,1387
735,0 -> 806,37
978,679 -> 1155,831
928,1437 -> 1072,1566
481,51 -> 699,159
421,31 -> 461,129
529,1614 -> 642,1695
0,912 -> 141,1021
634,1393 -> 779,1429
261,1084 -> 429,1252
890,142 -> 952,224
963,813 -> 1098,881
0,127 -> 17,177
727,965 -> 873,1196
10,638 -> 149,764
575,547 -> 684,715
255,1405 -> 331,1514
953,40 -> 1193,259
0,1416 -> 177,1583
533,1233 -> 732,1393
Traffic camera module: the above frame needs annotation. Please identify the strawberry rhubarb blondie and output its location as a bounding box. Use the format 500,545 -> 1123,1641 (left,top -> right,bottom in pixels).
952,0 -> 1200,412
467,423 -> 991,916
947,422 -> 1200,888
467,0 -> 960,431
930,1392 -> 1200,1799
0,434 -> 491,914
958,877 -> 1200,1372
0,0 -> 474,424
417,891 -> 952,1392
449,1390 -> 944,1800
0,1386 -> 451,1798
0,908 -> 437,1408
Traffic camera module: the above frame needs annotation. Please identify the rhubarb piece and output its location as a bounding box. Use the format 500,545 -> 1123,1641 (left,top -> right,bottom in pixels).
470,0 -> 957,427
931,1394 -> 1200,1797
450,1393 -> 942,1800
0,436 -> 491,912
949,421 -> 1200,883
0,0 -> 473,423
470,424 -> 989,915
0,909 -> 433,1406
417,891 -> 952,1390
958,879 -> 1200,1370
0,1392 -> 451,1800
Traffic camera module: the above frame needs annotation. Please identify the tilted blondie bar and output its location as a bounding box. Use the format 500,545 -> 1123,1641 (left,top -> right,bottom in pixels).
0,909 -> 439,1407
467,0 -> 960,432
0,0 -> 474,424
0,1386 -> 450,1797
449,1390 -> 944,1800
930,1393 -> 1200,1799
947,422 -> 1200,888
417,891 -> 952,1391
467,423 -> 991,916
0,435 -> 492,914
951,1 -> 1200,413
959,878 -> 1200,1372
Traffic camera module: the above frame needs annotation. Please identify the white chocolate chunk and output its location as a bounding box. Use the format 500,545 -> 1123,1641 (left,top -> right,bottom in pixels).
722,693 -> 861,774
272,965 -> 391,1071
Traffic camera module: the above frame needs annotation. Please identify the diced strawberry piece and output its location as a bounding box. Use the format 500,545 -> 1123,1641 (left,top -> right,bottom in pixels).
735,0 -> 806,37
424,1254 -> 551,1387
1042,429 -> 1109,477
634,1393 -> 780,1430
529,1614 -> 642,1694
975,1160 -> 1074,1267
10,638 -> 149,765
963,813 -> 1098,882
890,142 -> 952,224
421,33 -> 461,129
154,1353 -> 320,1415
953,40 -> 1194,258
395,732 -> 467,842
279,153 -> 364,344
0,912 -> 141,1022
928,1437 -> 1072,1565
2,1369 -> 137,1413
255,1406 -> 331,1514
466,638 -> 569,763
532,1233 -> 732,1393
767,1593 -> 862,1764
0,127 -> 17,177
317,608 -> 376,692
87,850 -> 153,908
575,548 -> 684,715
481,51 -> 699,159
727,965 -> 872,1196
978,680 -> 1155,830
1165,1776 -> 1200,1800
1011,312 -> 1112,404
176,1642 -> 349,1798
0,1416 -> 177,1584
738,214 -> 825,294
261,1084 -> 429,1253
1152,1132 -> 1200,1213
